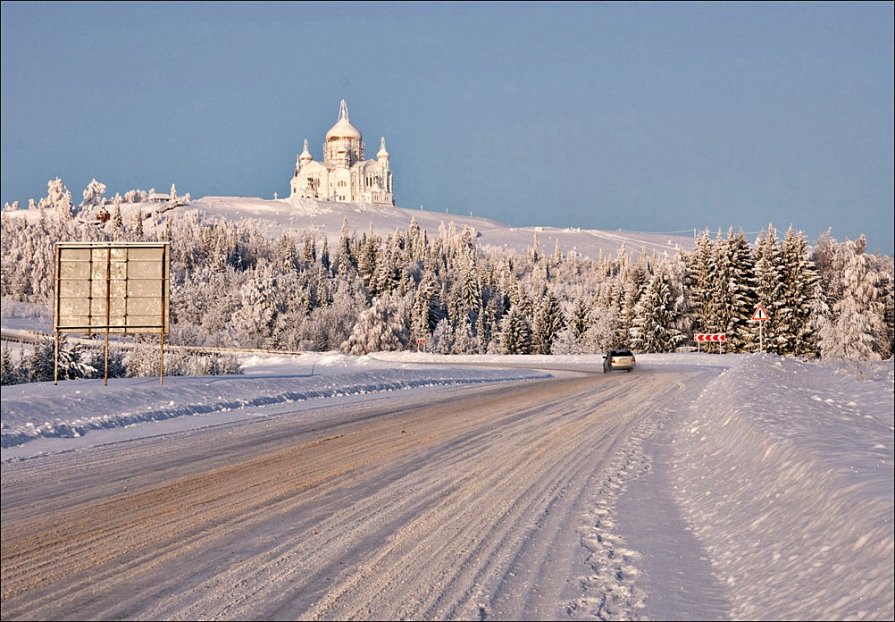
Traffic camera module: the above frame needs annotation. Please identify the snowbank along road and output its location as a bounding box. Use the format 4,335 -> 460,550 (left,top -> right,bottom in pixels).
1,366 -> 706,621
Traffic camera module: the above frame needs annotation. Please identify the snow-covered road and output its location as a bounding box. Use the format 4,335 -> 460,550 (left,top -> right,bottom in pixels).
1,367 -> 700,620
1,354 -> 892,621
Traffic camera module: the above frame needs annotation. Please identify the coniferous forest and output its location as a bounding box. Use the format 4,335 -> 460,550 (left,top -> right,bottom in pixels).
1,182 -> 893,386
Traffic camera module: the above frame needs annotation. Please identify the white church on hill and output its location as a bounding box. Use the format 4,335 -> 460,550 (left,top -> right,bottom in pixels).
290,100 -> 394,206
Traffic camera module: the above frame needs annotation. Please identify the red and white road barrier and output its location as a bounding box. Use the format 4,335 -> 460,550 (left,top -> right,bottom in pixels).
694,333 -> 726,342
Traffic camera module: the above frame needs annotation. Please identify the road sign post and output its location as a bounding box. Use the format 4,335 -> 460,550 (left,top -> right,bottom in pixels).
751,304 -> 771,352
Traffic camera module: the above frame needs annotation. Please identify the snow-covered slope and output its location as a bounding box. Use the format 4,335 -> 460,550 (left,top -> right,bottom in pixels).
4,195 -> 693,258
670,353 -> 894,620
182,196 -> 694,259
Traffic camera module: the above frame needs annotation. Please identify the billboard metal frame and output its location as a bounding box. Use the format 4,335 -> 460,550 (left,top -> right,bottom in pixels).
54,242 -> 170,385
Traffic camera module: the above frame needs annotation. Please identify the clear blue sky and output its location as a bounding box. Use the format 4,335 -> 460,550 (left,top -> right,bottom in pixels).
2,1 -> 893,253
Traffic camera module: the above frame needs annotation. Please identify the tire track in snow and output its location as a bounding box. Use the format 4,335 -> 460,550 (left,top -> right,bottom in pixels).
2,370 -> 701,621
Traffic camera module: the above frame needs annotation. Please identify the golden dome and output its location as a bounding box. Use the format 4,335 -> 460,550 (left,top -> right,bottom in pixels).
299,138 -> 312,161
325,99 -> 361,142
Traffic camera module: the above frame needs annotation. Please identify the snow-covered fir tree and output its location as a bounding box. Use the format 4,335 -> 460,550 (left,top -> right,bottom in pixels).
430,318 -> 454,354
410,264 -> 442,343
132,209 -> 144,239
21,336 -> 95,382
499,304 -> 532,355
616,256 -> 648,348
1,344 -> 20,385
818,238 -> 887,360
531,291 -> 565,354
109,195 -> 124,232
452,315 -> 477,354
779,227 -> 821,356
342,294 -> 408,355
40,178 -> 75,221
568,296 -> 591,341
751,225 -> 786,353
337,217 -> 355,279
232,268 -> 283,348
81,178 -> 107,210
878,255 -> 895,359
629,264 -> 686,352
713,229 -> 757,352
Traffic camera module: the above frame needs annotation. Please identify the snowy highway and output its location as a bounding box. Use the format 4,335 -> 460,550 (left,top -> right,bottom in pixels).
1,367 -> 704,621
2,353 -> 893,621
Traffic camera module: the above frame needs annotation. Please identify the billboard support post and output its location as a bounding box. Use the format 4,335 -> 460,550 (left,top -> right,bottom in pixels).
159,331 -> 165,386
160,244 -> 167,384
53,245 -> 61,385
104,246 -> 112,385
54,330 -> 59,385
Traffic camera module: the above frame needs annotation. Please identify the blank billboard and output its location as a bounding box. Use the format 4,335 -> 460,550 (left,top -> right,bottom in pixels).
54,243 -> 170,334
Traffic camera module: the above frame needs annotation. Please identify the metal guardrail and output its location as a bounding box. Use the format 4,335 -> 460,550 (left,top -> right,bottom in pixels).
1,328 -> 304,357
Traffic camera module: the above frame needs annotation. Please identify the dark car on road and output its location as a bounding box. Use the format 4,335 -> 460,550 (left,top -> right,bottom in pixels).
603,349 -> 636,373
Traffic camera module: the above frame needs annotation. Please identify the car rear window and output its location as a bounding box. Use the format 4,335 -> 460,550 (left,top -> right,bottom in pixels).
614,350 -> 633,357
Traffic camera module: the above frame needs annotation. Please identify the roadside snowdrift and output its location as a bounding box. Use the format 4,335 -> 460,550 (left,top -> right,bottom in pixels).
0,354 -> 548,450
673,354 -> 894,620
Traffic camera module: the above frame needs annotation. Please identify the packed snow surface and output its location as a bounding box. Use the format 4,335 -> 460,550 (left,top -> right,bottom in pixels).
1,351 -> 892,619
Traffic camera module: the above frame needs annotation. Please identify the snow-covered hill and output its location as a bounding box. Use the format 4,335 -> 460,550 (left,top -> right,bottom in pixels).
4,195 -> 694,258
180,196 -> 694,259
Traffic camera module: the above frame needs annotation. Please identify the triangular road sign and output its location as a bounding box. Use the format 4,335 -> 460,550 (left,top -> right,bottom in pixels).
751,303 -> 770,321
